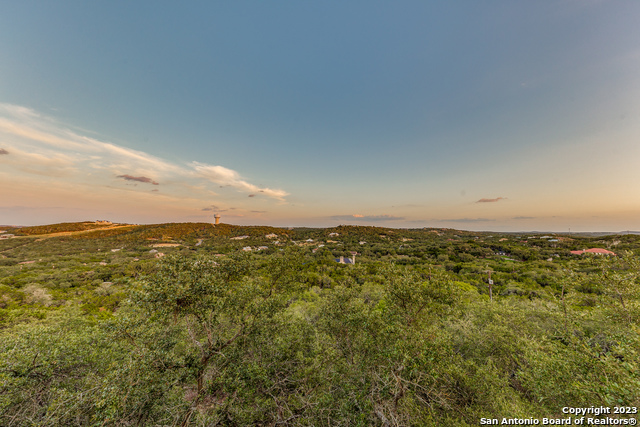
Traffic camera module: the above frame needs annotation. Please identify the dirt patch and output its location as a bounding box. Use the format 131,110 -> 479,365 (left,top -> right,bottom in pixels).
13,225 -> 136,239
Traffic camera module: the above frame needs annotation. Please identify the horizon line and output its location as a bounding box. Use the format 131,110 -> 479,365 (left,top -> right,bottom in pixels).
2,221 -> 639,236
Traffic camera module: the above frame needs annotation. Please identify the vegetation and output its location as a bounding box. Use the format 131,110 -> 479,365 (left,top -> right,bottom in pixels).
1,223 -> 639,425
11,221 -> 124,236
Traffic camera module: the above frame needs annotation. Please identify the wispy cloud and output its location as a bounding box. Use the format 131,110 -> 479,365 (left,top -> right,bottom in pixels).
117,174 -> 159,185
201,205 -> 220,212
441,218 -> 495,223
0,103 -> 289,203
331,214 -> 404,222
191,162 -> 288,201
0,145 -> 77,177
476,197 -> 507,203
513,216 -> 535,220
0,105 -> 178,176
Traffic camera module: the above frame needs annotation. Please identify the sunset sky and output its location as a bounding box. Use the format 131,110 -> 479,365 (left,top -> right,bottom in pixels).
1,1 -> 640,231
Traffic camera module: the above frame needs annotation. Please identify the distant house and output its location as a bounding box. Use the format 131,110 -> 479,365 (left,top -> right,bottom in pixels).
265,233 -> 278,239
231,235 -> 250,240
257,246 -> 268,250
328,232 -> 339,237
335,252 -> 357,265
570,248 -> 616,256
0,234 -> 14,239
242,246 -> 252,251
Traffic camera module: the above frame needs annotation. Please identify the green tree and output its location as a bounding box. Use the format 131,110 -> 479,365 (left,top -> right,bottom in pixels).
595,251 -> 640,323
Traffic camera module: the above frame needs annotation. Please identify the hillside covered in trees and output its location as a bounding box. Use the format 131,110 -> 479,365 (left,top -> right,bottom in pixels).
1,222 -> 639,425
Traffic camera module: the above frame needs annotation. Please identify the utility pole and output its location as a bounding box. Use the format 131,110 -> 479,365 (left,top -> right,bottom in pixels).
484,269 -> 494,302
488,270 -> 493,302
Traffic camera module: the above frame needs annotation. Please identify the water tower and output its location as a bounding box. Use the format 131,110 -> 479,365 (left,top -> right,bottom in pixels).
214,214 -> 221,225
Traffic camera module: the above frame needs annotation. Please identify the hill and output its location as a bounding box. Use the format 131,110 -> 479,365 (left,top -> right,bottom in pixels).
1,221 -> 639,425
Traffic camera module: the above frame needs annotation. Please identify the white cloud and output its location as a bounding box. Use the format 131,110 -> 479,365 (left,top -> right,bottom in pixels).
191,162 -> 289,201
0,103 -> 289,202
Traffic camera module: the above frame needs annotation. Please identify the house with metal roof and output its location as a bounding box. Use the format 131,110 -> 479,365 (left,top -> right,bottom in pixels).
335,252 -> 358,264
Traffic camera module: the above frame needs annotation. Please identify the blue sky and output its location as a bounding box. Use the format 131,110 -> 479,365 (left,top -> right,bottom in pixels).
1,1 -> 640,231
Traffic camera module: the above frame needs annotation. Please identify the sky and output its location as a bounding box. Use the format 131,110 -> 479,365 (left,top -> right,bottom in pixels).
1,1 -> 640,231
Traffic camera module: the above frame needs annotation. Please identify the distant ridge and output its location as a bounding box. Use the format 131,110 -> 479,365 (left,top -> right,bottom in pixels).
3,221 -> 640,237
497,231 -> 640,237
566,231 -> 640,237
